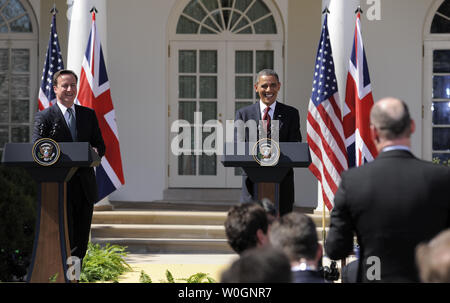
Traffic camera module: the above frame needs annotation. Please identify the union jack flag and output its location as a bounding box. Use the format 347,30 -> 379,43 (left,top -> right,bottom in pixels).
38,13 -> 64,111
307,14 -> 348,211
343,12 -> 378,167
78,11 -> 125,201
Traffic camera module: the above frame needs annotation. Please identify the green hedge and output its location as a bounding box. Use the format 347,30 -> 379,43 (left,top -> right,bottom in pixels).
0,165 -> 37,281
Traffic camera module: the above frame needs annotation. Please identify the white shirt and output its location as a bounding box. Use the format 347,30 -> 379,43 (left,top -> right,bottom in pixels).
57,101 -> 76,126
381,145 -> 411,153
259,100 -> 276,120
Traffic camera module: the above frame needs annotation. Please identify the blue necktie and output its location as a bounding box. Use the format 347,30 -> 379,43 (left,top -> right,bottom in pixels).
67,107 -> 77,141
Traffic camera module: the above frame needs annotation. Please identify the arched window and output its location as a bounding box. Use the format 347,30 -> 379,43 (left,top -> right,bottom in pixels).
423,0 -> 450,165
176,0 -> 277,34
0,0 -> 37,156
168,0 -> 284,187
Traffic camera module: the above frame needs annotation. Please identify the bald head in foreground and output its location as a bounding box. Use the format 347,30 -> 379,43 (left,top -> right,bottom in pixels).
325,97 -> 450,282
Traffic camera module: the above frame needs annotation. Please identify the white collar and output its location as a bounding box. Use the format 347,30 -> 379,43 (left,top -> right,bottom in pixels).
259,100 -> 276,117
381,145 -> 411,153
57,101 -> 76,116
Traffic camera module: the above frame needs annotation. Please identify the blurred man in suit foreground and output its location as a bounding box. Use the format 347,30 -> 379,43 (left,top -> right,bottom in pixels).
325,97 -> 450,282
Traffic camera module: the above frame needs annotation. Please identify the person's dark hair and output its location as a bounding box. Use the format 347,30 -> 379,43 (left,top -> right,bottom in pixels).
224,203 -> 268,254
53,69 -> 78,86
269,212 -> 318,261
370,99 -> 411,139
221,246 -> 292,283
256,69 -> 279,83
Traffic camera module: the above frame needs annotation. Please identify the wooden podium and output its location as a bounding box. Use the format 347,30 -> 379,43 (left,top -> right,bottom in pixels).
221,142 -> 311,214
2,141 -> 100,283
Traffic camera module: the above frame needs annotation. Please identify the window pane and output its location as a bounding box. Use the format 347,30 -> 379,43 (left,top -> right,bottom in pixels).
432,75 -> 450,99
199,50 -> 217,73
199,154 -> 216,175
235,0 -> 253,13
201,0 -> 218,11
433,128 -> 450,150
178,155 -> 196,175
0,49 -> 8,70
236,26 -> 252,34
432,102 -> 450,125
179,50 -> 196,73
256,51 -> 274,71
235,76 -> 253,99
431,1 -> 450,33
199,101 -> 217,175
203,17 -> 220,33
12,49 -> 29,72
10,15 -> 32,32
179,76 -> 196,98
11,126 -> 28,142
11,75 -> 29,98
235,51 -> 253,74
200,26 -> 216,34
179,101 -> 196,123
246,0 -> 270,21
176,15 -> 199,34
183,0 -> 207,21
431,15 -> 450,33
0,125 -> 8,147
3,0 -> 26,21
230,11 -> 242,29
199,76 -> 217,99
0,74 -> 8,98
254,15 -> 277,34
11,99 -> 28,123
234,18 -> 250,33
0,99 -> 8,122
433,50 -> 450,73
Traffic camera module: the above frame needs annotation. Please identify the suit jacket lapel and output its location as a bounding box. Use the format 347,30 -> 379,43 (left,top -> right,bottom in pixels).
273,102 -> 285,129
52,103 -> 73,141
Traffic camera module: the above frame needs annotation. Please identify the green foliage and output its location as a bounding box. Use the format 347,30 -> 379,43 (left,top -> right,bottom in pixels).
165,269 -> 175,283
0,166 -> 37,282
139,270 -> 152,283
432,157 -> 450,166
141,269 -> 216,283
80,242 -> 131,283
180,272 -> 217,283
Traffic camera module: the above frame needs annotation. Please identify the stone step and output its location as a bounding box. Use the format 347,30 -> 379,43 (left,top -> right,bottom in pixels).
91,224 -> 226,239
92,210 -> 330,226
91,237 -> 234,254
92,210 -> 227,225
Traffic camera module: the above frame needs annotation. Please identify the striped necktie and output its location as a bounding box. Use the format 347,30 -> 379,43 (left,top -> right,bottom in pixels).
67,107 -> 77,141
262,106 -> 271,138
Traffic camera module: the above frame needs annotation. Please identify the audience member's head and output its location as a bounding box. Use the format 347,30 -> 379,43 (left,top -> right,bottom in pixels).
220,246 -> 292,283
415,229 -> 450,283
370,97 -> 415,151
224,203 -> 269,255
256,198 -> 277,225
269,212 -> 322,268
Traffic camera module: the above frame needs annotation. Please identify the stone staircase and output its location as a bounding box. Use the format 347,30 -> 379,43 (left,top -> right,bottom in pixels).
91,202 -> 329,254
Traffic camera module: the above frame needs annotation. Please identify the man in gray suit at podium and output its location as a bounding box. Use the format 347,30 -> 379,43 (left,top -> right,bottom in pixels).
234,69 -> 302,215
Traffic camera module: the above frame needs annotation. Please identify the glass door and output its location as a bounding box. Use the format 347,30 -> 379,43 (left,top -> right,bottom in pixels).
423,41 -> 450,164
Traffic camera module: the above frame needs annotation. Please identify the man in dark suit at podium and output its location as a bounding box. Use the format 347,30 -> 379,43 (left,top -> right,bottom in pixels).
32,69 -> 105,263
325,97 -> 450,282
235,69 -> 302,215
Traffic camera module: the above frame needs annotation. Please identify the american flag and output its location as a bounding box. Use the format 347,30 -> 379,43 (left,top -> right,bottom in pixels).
307,14 -> 348,211
77,11 -> 125,201
38,13 -> 64,111
343,11 -> 378,167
